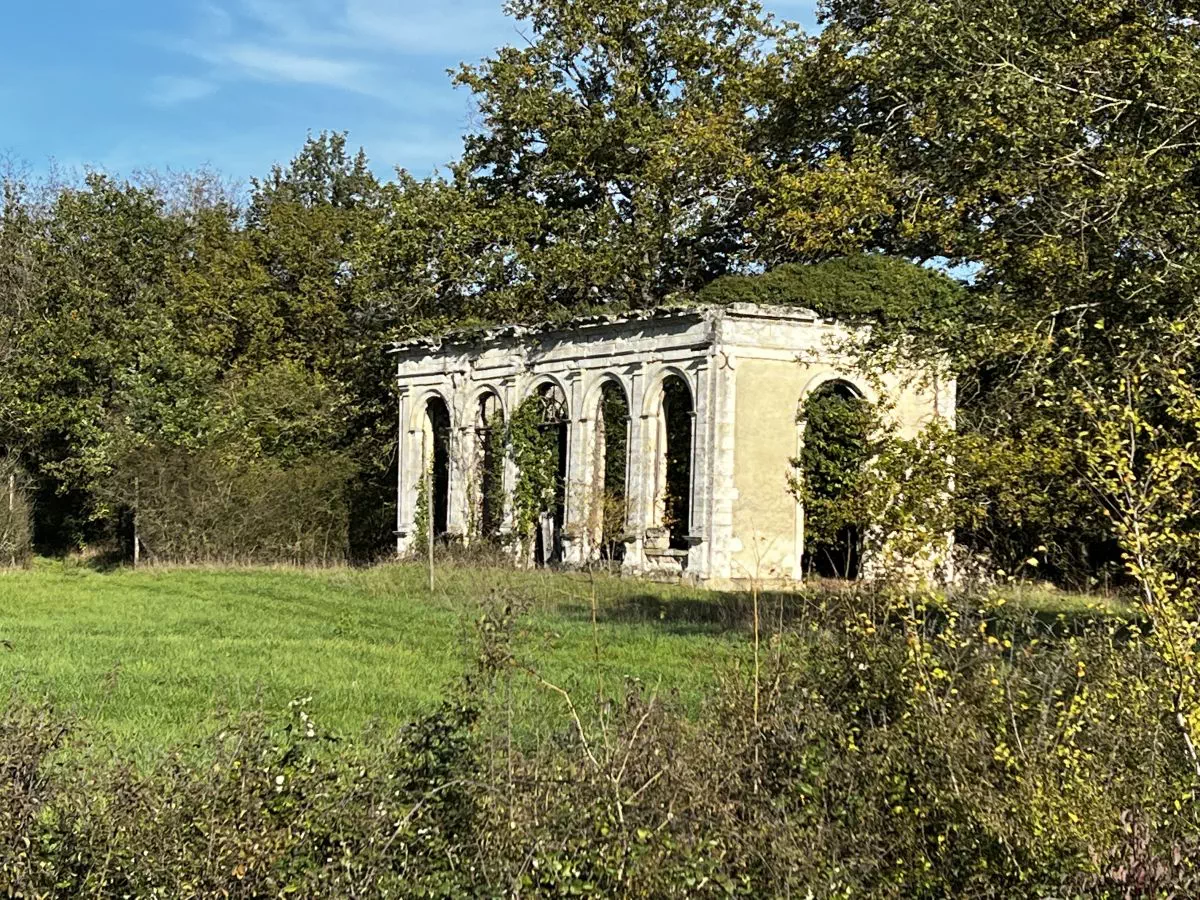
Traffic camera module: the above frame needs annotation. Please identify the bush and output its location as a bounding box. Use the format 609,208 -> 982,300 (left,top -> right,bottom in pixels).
110,445 -> 355,565
1,590 -> 1198,897
698,254 -> 967,336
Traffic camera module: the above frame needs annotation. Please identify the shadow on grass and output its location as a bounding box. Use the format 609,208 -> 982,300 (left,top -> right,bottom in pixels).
558,582 -> 1144,644
557,589 -> 840,637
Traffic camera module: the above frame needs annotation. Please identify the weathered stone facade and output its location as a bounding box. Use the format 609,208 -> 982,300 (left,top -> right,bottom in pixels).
391,302 -> 954,587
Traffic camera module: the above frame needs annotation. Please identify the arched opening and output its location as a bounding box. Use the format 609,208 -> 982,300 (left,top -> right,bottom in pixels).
535,382 -> 569,567
593,380 -> 630,563
421,395 -> 452,542
797,379 -> 875,580
660,375 -> 694,552
474,391 -> 505,542
509,381 -> 571,568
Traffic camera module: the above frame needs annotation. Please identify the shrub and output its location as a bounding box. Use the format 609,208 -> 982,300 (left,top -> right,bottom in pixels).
2,590 -> 1198,897
109,445 -> 355,565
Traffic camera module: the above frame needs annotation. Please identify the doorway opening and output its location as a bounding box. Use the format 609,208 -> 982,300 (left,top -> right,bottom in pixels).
593,380 -> 630,563
798,380 -> 874,580
474,391 -> 505,542
422,396 -> 451,541
659,375 -> 694,552
533,382 -> 569,567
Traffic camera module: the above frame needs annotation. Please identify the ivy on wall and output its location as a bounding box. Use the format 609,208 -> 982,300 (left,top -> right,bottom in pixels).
596,384 -> 631,560
792,384 -> 883,579
507,394 -> 565,555
474,410 -> 507,543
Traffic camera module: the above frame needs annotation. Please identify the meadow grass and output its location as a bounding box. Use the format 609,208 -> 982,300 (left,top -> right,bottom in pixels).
0,560 -> 751,756
0,559 -> 1132,759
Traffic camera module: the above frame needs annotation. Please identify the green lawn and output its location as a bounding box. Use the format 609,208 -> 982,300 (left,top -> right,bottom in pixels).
0,561 -> 750,755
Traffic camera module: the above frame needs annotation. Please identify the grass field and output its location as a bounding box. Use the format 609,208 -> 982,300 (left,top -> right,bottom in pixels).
0,559 -> 1130,761
0,560 -> 755,756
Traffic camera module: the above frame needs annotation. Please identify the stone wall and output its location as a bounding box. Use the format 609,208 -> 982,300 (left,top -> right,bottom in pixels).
391,303 -> 953,586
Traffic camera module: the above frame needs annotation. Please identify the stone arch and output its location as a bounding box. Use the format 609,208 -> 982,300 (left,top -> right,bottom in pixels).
640,369 -> 696,553
589,376 -> 632,563
471,386 -> 506,542
795,376 -> 876,581
409,388 -> 456,433
520,373 -> 571,420
513,379 -> 570,567
419,394 -> 452,541
799,371 -> 876,407
471,384 -> 508,424
640,365 -> 695,419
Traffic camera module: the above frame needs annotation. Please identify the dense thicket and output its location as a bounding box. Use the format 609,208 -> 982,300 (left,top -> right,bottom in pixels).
1,0 -> 1199,598
3,592 -> 1198,897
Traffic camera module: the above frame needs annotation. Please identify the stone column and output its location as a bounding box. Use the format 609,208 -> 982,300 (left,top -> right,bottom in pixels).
500,378 -> 521,561
445,378 -> 469,542
395,386 -> 414,557
623,368 -> 650,574
705,354 -> 738,585
561,370 -> 588,566
686,362 -> 709,580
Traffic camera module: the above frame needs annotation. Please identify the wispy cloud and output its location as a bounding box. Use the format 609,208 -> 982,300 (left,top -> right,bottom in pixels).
205,43 -> 377,94
146,75 -> 218,107
154,0 -> 511,103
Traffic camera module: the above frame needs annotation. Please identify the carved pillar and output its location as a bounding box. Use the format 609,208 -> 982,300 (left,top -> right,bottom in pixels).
561,370 -> 587,565
444,376 -> 468,541
395,386 -> 414,557
709,354 -> 738,585
686,361 -> 708,579
500,378 -> 521,559
624,368 -> 649,574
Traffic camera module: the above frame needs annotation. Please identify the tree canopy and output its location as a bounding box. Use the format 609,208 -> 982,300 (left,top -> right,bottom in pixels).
0,0 -> 1197,590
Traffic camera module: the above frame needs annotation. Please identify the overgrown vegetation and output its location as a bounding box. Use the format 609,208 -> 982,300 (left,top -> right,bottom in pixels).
5,0 -> 1200,890
1,577 -> 1195,897
507,391 -> 568,563
793,383 -> 881,579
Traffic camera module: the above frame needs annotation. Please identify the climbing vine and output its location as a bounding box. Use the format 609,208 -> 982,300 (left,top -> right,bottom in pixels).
411,461 -> 431,556
595,385 -> 631,560
508,393 -> 565,555
791,385 -> 883,578
471,410 -> 507,543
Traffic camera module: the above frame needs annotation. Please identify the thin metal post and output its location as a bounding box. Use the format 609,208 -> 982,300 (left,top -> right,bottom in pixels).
133,477 -> 141,568
426,453 -> 435,593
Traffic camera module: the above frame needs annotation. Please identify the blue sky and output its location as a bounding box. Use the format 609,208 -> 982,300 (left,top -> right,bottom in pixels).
1,0 -> 819,185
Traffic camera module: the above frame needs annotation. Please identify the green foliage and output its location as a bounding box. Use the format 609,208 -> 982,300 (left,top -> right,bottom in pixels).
700,254 -> 967,332
0,457 -> 31,567
112,447 -> 353,565
475,411 -> 507,544
507,394 -> 565,553
2,586 -> 1199,897
793,385 -> 881,576
595,386 -> 631,557
452,0 -> 799,311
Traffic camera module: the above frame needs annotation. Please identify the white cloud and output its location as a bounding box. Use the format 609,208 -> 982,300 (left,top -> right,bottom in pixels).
146,75 -> 218,107
210,43 -> 375,93
341,0 -> 513,56
157,0 -> 510,103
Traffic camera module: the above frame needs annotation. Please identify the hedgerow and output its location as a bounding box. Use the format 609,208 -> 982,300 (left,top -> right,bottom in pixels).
2,588 -> 1196,898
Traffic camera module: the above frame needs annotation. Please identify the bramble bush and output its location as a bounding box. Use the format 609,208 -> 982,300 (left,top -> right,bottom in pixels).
2,586 -> 1198,897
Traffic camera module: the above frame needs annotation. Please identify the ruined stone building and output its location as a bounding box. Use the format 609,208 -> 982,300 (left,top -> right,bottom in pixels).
391,302 -> 954,587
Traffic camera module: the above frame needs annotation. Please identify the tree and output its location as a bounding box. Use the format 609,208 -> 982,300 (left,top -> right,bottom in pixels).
789,0 -> 1200,761
248,133 -> 401,558
453,0 -> 805,313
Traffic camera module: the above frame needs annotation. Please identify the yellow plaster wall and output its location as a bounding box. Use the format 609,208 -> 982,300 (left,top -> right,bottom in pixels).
730,358 -> 944,581
730,358 -> 806,580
